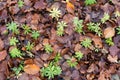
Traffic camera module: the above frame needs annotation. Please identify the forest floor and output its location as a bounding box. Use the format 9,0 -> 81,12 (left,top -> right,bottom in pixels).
0,0 -> 120,80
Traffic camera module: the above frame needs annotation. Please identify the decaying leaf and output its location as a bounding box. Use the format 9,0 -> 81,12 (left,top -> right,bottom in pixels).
107,54 -> 118,63
104,27 -> 115,38
92,36 -> 103,48
24,64 -> 40,75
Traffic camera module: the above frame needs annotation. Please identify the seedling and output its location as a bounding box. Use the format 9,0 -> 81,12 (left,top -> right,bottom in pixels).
22,24 -> 31,34
101,13 -> 110,23
85,0 -> 96,5
12,63 -> 23,75
6,21 -> 19,34
73,17 -> 84,34
54,53 -> 62,63
74,51 -> 83,60
31,30 -> 40,39
105,37 -> 114,46
67,57 -> 78,67
81,38 -> 92,48
57,21 -> 67,36
116,26 -> 120,34
49,8 -> 61,20
87,22 -> 102,36
9,48 -> 22,58
18,0 -> 24,8
25,41 -> 34,51
44,44 -> 53,53
9,37 -> 19,46
41,62 -> 62,79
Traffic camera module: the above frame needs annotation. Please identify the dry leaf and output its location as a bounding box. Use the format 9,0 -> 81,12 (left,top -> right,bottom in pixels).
104,27 -> 115,38
24,64 -> 40,75
0,50 -> 7,61
107,54 -> 118,63
66,2 -> 74,14
92,36 -> 103,48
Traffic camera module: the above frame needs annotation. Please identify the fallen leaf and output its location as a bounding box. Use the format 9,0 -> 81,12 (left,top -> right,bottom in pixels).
107,54 -> 118,63
104,27 -> 115,38
0,50 -> 7,61
24,64 -> 40,75
66,2 -> 74,14
92,36 -> 103,48
109,45 -> 119,56
0,38 -> 4,51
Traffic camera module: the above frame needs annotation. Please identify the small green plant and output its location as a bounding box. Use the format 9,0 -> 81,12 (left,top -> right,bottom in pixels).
9,48 -> 22,58
18,0 -> 24,8
105,37 -> 114,46
85,0 -> 96,5
12,63 -> 23,75
9,37 -> 19,46
31,30 -> 40,39
73,17 -> 84,34
49,8 -> 61,20
6,21 -> 19,34
22,24 -> 31,34
57,21 -> 67,36
81,38 -> 92,48
74,51 -> 83,60
25,41 -> 34,51
54,53 -> 62,63
87,22 -> 102,36
67,57 -> 78,67
116,26 -> 120,34
41,62 -> 62,79
101,13 -> 110,23
44,44 -> 53,53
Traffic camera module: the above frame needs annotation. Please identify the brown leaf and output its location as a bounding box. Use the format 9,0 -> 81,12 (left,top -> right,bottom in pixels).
43,38 -> 49,45
34,0 -> 46,10
107,54 -> 118,63
0,50 -> 7,61
24,64 -> 40,75
104,27 -> 115,38
109,45 -> 119,56
66,2 -> 74,14
0,38 -> 4,51
92,36 -> 103,48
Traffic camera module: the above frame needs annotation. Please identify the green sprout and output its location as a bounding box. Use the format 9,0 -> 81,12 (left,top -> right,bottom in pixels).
54,53 -> 62,63
9,48 -> 22,58
116,26 -> 120,34
41,62 -> 62,79
73,17 -> 84,34
9,37 -> 19,46
57,21 -> 67,36
12,63 -> 23,75
18,0 -> 24,8
81,38 -> 92,48
31,30 -> 40,39
44,44 -> 53,53
85,0 -> 96,5
105,37 -> 114,46
25,41 -> 34,51
74,51 -> 83,60
67,57 -> 78,67
87,22 -> 102,36
22,24 -> 31,34
49,8 -> 61,20
101,13 -> 110,23
6,21 -> 19,34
